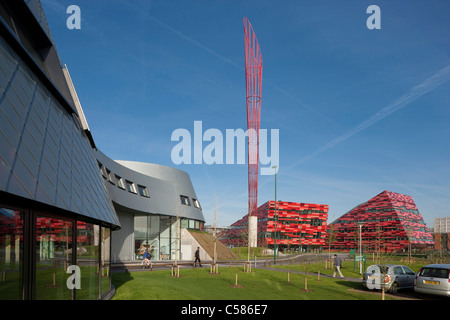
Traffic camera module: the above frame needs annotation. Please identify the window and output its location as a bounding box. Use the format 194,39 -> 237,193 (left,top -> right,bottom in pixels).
393,266 -> 404,275
0,207 -> 24,300
106,169 -> 114,184
138,185 -> 150,198
100,227 -> 111,297
35,216 -> 73,300
180,195 -> 190,206
192,199 -> 201,209
115,175 -> 125,189
403,267 -> 415,275
97,161 -> 107,178
77,222 -> 99,300
126,180 -> 136,194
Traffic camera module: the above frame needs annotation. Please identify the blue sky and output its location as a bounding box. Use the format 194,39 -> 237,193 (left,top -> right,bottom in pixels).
41,0 -> 450,228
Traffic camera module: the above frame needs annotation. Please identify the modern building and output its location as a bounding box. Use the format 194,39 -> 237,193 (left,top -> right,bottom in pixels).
219,200 -> 329,251
94,150 -> 205,262
0,0 -> 119,300
328,190 -> 434,253
0,0 -> 205,300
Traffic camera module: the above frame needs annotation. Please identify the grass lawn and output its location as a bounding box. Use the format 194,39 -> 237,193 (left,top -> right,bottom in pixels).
111,266 -> 403,300
271,257 -> 425,279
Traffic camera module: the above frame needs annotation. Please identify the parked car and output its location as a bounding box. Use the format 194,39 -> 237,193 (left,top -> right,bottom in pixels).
362,264 -> 416,294
414,264 -> 450,298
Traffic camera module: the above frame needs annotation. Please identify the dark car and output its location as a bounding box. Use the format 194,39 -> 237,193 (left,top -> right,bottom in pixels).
362,264 -> 416,294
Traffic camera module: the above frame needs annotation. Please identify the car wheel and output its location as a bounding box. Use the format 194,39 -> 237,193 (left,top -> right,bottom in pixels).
388,282 -> 399,294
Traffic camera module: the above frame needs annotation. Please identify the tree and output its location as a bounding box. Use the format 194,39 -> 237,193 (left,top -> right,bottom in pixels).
326,224 -> 336,258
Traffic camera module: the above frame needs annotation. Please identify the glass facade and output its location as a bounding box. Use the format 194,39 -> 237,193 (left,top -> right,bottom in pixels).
35,216 -> 72,300
100,227 -> 111,294
134,214 -> 203,261
0,202 -> 113,300
0,207 -> 24,300
77,222 -> 99,300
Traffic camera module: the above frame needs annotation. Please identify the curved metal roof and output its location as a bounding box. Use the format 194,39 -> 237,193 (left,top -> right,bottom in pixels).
94,150 -> 205,222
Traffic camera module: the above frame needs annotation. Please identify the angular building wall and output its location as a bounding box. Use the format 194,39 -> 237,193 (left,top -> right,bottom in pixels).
0,1 -> 206,294
328,190 -> 434,252
0,1 -> 119,228
0,0 -> 119,299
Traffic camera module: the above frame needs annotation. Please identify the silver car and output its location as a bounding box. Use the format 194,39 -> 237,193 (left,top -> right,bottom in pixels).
414,264 -> 450,298
362,264 -> 416,294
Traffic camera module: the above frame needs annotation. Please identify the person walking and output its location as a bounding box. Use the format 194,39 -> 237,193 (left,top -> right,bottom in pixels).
142,248 -> 152,269
194,247 -> 202,267
332,254 -> 344,278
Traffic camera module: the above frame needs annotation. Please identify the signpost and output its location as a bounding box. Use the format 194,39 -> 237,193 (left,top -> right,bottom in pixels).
354,255 -> 366,273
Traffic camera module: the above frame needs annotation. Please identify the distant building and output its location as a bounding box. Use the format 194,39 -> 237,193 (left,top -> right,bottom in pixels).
204,225 -> 230,234
433,217 -> 450,252
434,217 -> 450,233
219,200 -> 329,251
433,233 -> 449,252
328,191 -> 434,252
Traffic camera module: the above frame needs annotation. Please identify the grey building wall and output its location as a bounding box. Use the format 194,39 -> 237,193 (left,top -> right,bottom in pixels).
0,28 -> 119,227
24,0 -> 53,42
95,150 -> 205,222
1,1 -> 205,264
111,209 -> 134,262
94,150 -> 205,262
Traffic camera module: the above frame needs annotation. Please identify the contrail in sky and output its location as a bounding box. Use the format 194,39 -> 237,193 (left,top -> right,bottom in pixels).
116,0 -> 332,122
285,64 -> 450,171
135,6 -> 450,173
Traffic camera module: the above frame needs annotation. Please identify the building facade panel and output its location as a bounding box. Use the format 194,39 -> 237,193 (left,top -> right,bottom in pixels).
0,0 -> 207,299
219,200 -> 329,250
0,32 -> 119,227
94,150 -> 205,262
0,0 -> 119,300
328,190 -> 434,252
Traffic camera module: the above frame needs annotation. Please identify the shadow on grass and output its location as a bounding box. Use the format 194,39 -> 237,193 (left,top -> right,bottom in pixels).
335,280 -> 431,300
335,280 -> 363,290
112,271 -> 135,291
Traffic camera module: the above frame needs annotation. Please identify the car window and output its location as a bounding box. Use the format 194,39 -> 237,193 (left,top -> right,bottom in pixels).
393,266 -> 404,275
420,268 -> 450,279
402,266 -> 415,275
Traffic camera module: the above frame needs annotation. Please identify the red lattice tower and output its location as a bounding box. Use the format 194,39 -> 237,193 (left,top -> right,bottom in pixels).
243,17 -> 262,219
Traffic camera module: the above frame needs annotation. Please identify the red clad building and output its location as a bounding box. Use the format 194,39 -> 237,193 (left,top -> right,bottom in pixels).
219,200 -> 329,250
328,190 -> 434,253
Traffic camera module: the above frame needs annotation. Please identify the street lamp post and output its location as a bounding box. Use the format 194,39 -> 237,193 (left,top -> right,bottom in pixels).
272,166 -> 278,265
357,222 -> 364,275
